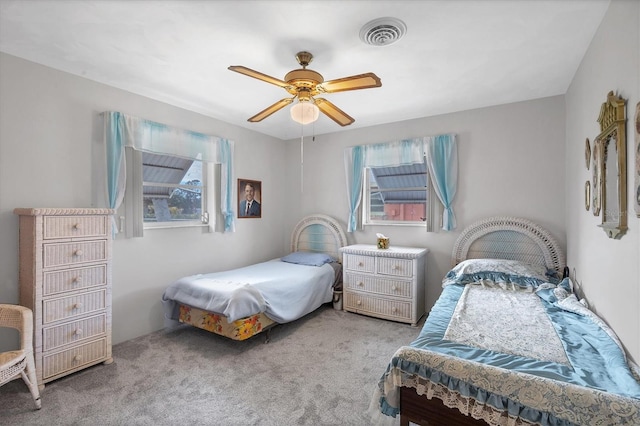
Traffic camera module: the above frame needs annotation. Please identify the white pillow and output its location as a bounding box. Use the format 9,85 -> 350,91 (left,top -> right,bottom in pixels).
443,258 -> 556,288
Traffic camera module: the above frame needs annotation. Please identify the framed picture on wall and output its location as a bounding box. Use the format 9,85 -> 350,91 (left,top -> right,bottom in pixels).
238,179 -> 262,219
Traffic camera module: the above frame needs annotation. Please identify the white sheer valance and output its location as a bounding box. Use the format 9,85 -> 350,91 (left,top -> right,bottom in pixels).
104,111 -> 235,235
344,135 -> 457,232
113,112 -> 222,161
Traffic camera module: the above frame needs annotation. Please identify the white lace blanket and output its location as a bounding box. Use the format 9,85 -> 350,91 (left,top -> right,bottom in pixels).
444,284 -> 570,365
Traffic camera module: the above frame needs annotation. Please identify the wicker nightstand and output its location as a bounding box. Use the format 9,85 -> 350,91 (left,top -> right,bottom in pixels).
339,244 -> 427,326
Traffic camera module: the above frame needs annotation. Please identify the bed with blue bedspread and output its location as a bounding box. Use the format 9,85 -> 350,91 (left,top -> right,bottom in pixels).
161,214 -> 347,341
375,217 -> 640,426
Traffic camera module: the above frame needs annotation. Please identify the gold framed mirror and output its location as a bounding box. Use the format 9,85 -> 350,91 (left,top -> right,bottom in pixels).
595,91 -> 627,239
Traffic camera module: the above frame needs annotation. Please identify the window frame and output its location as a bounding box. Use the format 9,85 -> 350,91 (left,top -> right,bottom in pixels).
362,165 -> 438,231
120,148 -> 213,234
142,156 -> 208,230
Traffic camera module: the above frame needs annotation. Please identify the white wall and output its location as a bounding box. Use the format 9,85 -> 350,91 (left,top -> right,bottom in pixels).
565,0 -> 640,363
283,96 -> 567,313
0,53 -> 288,346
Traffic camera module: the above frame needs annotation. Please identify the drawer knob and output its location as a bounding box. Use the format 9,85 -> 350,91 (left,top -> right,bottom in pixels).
72,303 -> 83,310
73,223 -> 82,230
72,276 -> 82,284
74,328 -> 83,336
391,285 -> 398,291
393,265 -> 400,270
358,262 -> 364,267
356,300 -> 362,306
358,281 -> 364,287
73,354 -> 83,362
73,249 -> 84,257
392,307 -> 398,313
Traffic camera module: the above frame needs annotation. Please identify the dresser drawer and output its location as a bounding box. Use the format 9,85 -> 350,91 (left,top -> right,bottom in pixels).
43,264 -> 107,296
43,215 -> 109,240
376,257 -> 413,278
43,240 -> 108,268
42,338 -> 107,379
344,272 -> 412,298
43,289 -> 106,324
344,292 -> 412,321
343,254 -> 375,273
43,314 -> 107,351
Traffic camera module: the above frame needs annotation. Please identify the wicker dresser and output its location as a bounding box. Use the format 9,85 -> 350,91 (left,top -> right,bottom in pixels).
14,208 -> 114,389
340,244 -> 427,326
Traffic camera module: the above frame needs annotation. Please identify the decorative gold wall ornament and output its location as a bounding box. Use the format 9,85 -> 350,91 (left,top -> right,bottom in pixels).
595,91 -> 627,239
592,141 -> 601,216
585,138 -> 591,170
634,101 -> 640,217
585,181 -> 591,211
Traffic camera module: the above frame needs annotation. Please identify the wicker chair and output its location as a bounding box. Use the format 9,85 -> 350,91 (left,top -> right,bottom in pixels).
0,304 -> 42,409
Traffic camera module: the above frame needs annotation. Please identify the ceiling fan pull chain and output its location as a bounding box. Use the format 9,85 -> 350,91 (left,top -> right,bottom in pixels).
300,127 -> 304,193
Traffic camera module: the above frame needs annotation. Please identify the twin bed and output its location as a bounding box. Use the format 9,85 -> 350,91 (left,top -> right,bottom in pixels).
375,216 -> 640,425
162,214 -> 347,341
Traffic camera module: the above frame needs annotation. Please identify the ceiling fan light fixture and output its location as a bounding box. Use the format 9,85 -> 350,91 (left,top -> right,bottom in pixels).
290,101 -> 319,125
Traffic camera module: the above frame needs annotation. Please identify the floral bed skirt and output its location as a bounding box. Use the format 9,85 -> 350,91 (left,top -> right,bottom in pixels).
178,304 -> 276,340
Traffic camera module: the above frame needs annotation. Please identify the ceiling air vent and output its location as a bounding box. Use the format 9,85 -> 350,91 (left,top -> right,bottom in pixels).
359,17 -> 407,47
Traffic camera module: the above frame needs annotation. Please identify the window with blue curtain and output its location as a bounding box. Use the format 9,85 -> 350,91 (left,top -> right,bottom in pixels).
344,134 -> 457,232
104,111 -> 235,237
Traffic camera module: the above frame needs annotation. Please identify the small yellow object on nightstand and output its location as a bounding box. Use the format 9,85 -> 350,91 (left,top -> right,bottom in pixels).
377,237 -> 389,249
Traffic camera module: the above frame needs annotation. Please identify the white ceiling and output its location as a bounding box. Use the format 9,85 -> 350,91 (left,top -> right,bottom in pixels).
0,0 -> 610,141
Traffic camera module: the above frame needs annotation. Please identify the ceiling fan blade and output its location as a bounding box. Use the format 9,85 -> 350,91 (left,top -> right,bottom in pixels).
316,73 -> 381,93
248,97 -> 295,122
314,98 -> 355,126
228,65 -> 290,89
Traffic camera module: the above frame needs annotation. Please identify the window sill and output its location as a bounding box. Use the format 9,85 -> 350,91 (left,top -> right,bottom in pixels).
144,222 -> 208,230
364,222 -> 426,227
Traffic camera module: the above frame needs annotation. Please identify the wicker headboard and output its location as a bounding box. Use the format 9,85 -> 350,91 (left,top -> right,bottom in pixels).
452,216 -> 565,275
290,214 -> 348,261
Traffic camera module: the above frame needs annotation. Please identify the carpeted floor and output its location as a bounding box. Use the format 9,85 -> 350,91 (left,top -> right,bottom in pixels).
0,305 -> 423,425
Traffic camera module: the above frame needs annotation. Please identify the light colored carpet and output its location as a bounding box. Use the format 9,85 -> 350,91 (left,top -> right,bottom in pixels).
0,305 -> 423,425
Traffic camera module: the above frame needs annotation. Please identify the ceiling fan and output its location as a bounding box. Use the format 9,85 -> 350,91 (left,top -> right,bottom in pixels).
228,51 -> 382,126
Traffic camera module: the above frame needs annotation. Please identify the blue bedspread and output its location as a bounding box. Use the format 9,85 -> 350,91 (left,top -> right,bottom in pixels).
376,259 -> 640,425
162,258 -> 334,323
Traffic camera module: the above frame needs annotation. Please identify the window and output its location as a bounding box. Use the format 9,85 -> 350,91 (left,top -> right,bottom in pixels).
363,163 -> 431,226
104,111 -> 235,237
141,152 -> 207,227
122,149 -> 211,233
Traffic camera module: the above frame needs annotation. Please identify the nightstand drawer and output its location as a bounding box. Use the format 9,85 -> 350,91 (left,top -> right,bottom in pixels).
43,215 -> 109,239
344,292 -> 412,321
43,314 -> 107,351
43,264 -> 108,296
43,338 -> 107,379
43,289 -> 106,324
343,254 -> 375,273
43,240 -> 108,268
344,272 -> 412,298
376,257 -> 413,278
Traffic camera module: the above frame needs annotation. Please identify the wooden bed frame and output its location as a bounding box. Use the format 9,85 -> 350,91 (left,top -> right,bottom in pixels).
177,214 -> 348,342
398,216 -> 565,426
